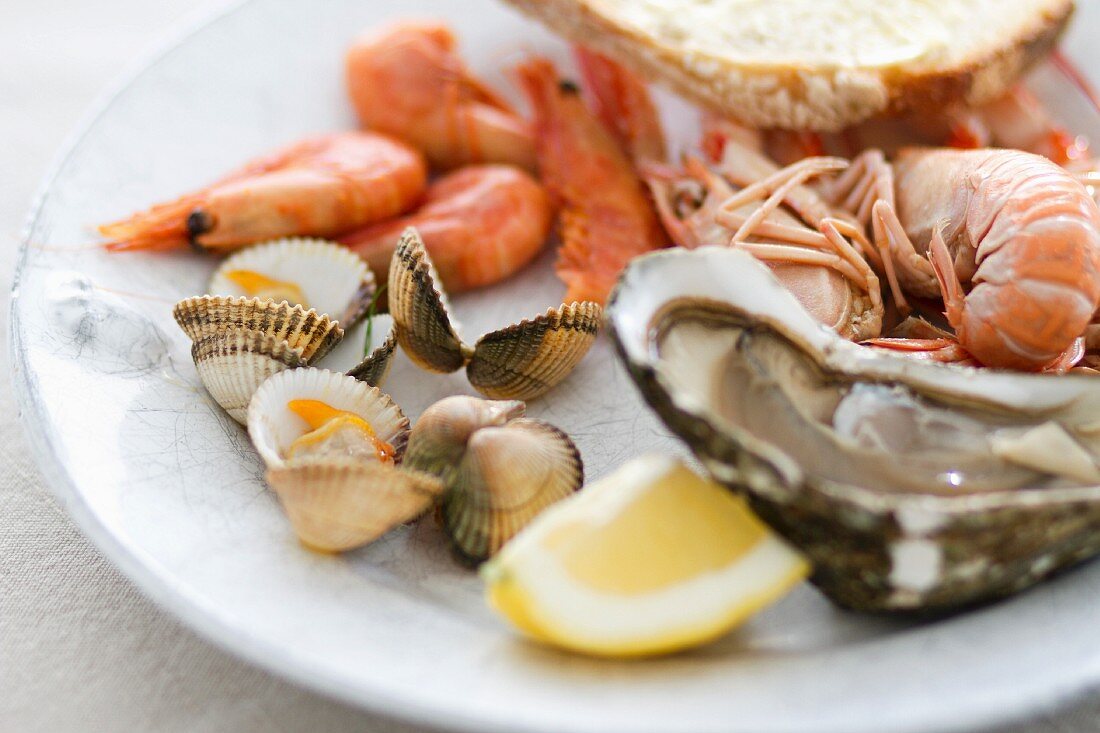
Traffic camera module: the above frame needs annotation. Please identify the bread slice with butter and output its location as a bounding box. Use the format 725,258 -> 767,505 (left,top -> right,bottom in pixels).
501,0 -> 1074,130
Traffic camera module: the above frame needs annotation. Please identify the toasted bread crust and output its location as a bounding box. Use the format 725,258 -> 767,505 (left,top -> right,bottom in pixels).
502,0 -> 1074,131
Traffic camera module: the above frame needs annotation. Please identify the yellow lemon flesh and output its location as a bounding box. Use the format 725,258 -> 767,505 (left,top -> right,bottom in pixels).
225,269 -> 307,307
286,399 -> 394,464
482,454 -> 809,658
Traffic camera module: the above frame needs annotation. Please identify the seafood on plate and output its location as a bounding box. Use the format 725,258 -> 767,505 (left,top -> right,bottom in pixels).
388,228 -> 601,401
826,146 -> 1100,370
403,396 -> 582,565
100,132 -> 427,252
515,56 -> 668,305
346,22 -> 536,172
249,368 -> 443,552
610,246 -> 1100,611
174,238 -> 398,422
339,165 -> 553,293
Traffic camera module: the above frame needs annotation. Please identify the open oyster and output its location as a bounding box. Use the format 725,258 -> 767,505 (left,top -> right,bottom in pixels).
248,368 -> 442,552
610,246 -> 1100,612
389,228 -> 601,400
173,238 -> 396,423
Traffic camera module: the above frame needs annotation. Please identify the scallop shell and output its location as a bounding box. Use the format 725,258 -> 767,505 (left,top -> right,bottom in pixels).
192,330 -> 307,423
404,395 -> 526,480
208,238 -> 375,325
441,418 -> 583,565
467,302 -> 602,400
266,457 -> 444,553
322,314 -> 398,387
247,367 -> 410,469
388,227 -> 600,400
173,295 -> 343,364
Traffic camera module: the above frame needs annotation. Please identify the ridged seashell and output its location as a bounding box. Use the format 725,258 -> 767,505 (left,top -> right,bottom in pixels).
265,457 -> 444,553
404,395 -> 526,479
404,395 -> 582,564
173,295 -> 343,364
322,314 -> 398,388
247,367 -> 410,469
191,330 -> 307,422
388,228 -> 600,400
208,238 -> 375,326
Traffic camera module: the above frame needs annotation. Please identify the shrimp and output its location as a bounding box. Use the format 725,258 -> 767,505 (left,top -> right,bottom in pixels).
828,146 -> 1100,370
338,165 -> 552,293
99,132 -> 427,253
346,22 -> 536,173
514,57 -> 667,305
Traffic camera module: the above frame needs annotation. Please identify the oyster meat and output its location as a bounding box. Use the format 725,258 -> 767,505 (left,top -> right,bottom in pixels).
610,246 -> 1100,611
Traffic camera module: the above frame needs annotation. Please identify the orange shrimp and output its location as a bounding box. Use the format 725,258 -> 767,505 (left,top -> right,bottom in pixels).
514,57 -> 667,305
346,22 -> 536,173
99,132 -> 427,253
828,147 -> 1100,370
338,165 -> 552,293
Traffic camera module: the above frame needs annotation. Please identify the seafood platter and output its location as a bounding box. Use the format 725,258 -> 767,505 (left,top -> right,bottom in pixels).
14,0 -> 1100,730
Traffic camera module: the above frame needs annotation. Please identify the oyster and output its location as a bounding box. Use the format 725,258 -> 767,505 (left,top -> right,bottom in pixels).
404,396 -> 583,565
609,246 -> 1100,612
389,228 -> 601,400
248,368 -> 443,552
174,239 -> 397,423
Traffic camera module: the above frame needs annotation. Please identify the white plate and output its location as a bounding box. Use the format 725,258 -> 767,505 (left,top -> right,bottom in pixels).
12,2 -> 1100,732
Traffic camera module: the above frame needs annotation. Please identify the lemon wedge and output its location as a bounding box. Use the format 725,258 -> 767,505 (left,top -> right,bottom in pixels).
482,454 -> 808,657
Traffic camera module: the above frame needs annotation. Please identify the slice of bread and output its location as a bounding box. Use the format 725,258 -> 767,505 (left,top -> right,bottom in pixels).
502,0 -> 1074,131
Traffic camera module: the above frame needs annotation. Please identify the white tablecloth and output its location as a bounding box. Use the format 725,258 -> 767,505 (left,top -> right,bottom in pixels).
2,2 -> 1099,731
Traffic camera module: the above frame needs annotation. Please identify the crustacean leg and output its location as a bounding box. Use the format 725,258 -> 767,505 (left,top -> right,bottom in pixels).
825,150 -> 937,313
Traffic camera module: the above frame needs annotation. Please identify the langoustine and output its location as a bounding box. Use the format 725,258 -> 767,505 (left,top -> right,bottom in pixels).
346,22 -> 536,173
99,132 -> 427,253
339,164 -> 552,293
828,146 -> 1100,370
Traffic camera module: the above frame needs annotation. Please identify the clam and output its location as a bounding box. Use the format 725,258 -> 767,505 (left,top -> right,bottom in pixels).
174,239 -> 398,423
208,237 -> 375,325
248,368 -> 443,552
404,396 -> 583,565
609,246 -> 1100,612
388,228 -> 601,400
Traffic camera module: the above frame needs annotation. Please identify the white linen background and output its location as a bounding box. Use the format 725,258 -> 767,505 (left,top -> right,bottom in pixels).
1,1 -> 1098,731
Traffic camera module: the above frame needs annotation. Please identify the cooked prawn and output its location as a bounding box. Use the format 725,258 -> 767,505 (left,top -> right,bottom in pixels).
338,164 -> 552,293
828,147 -> 1100,370
514,57 -> 667,305
346,22 -> 536,172
99,132 -> 427,253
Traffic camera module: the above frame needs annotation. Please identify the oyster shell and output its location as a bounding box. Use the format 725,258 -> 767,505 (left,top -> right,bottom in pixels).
404,395 -> 583,564
389,228 -> 601,400
609,246 -> 1100,612
208,237 -> 376,326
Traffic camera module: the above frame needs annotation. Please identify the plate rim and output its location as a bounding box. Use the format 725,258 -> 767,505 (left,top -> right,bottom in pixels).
9,2 -> 1100,732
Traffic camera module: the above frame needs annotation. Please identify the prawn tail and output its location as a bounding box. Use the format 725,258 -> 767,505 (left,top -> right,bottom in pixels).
98,196 -> 205,252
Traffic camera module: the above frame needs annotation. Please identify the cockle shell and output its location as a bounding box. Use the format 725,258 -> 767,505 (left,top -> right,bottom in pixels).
174,295 -> 343,363
208,237 -> 376,326
404,395 -> 583,565
609,246 -> 1100,612
191,330 -> 307,422
266,457 -> 443,553
247,367 -> 410,468
388,228 -> 601,400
